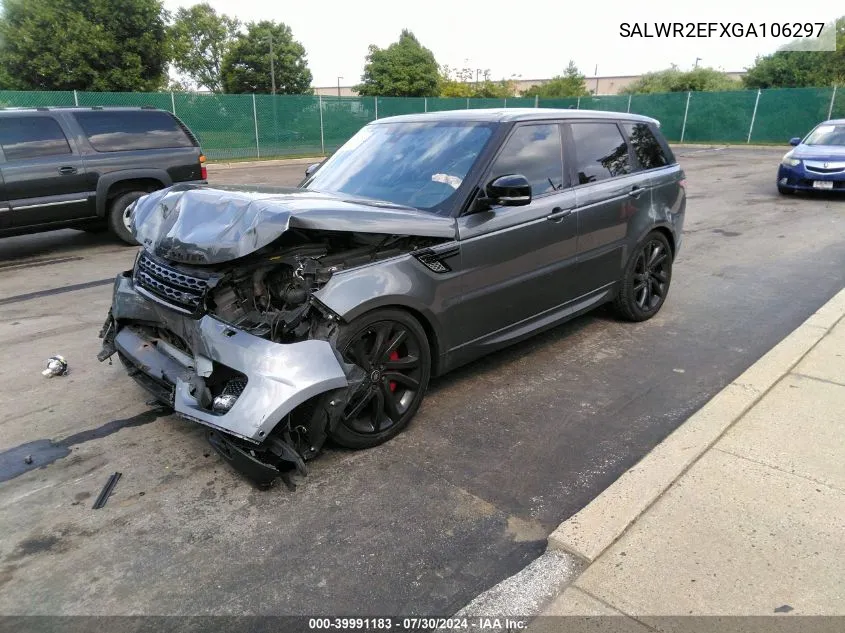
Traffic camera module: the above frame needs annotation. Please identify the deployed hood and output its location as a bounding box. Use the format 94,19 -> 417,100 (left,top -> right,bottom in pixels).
131,184 -> 457,265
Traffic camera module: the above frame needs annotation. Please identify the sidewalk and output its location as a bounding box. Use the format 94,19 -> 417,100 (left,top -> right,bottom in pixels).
457,288 -> 845,628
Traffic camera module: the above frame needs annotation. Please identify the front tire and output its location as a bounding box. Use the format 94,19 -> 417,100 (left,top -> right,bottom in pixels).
777,184 -> 794,195
108,191 -> 148,245
613,232 -> 673,322
328,308 -> 431,449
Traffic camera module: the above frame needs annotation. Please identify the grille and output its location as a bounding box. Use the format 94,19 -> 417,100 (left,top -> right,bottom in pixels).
134,251 -> 211,315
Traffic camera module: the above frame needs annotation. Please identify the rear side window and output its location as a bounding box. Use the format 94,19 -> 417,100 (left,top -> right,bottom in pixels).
623,122 -> 669,170
74,110 -> 194,152
489,124 -> 564,195
0,116 -> 71,160
570,122 -> 631,184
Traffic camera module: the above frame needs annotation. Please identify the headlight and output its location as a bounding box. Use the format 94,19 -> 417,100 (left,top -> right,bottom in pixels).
781,153 -> 801,167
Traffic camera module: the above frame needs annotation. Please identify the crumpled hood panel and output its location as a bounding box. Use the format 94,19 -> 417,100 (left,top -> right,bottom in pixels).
132,184 -> 457,265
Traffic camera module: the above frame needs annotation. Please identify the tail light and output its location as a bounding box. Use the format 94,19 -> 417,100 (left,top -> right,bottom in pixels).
199,154 -> 207,180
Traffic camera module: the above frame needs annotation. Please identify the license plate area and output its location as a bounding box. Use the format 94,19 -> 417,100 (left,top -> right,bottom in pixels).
813,180 -> 833,190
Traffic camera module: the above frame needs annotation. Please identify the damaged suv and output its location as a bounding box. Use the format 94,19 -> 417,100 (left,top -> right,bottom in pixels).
98,109 -> 686,485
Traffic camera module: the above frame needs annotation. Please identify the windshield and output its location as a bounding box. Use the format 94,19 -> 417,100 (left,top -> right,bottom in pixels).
804,124 -> 845,146
304,121 -> 495,212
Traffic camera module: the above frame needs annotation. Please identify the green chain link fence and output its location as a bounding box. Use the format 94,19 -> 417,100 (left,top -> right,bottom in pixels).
0,87 -> 842,160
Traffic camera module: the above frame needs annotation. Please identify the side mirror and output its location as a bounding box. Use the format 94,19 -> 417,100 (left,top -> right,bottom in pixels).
485,174 -> 532,207
789,137 -> 802,146
305,162 -> 322,178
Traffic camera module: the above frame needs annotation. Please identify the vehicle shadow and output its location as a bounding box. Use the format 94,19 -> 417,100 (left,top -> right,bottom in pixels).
0,228 -> 127,263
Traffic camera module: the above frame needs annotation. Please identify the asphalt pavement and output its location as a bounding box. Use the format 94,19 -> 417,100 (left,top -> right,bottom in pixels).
1,147 -> 844,616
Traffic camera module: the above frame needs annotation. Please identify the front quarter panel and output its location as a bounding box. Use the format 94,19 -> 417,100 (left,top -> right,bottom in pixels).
313,250 -> 464,371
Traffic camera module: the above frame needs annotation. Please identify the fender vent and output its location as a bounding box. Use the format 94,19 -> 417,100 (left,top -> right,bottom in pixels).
413,245 -> 459,273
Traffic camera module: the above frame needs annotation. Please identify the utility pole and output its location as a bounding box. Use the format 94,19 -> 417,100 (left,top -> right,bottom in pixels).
694,57 -> 702,69
268,34 -> 276,94
594,64 -> 599,95
337,76 -> 343,98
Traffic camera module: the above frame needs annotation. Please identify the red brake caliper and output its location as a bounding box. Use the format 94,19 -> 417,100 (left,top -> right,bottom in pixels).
389,350 -> 399,392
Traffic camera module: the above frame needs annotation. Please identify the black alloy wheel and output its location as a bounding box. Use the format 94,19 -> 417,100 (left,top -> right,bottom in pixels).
613,232 -> 673,322
328,309 -> 431,449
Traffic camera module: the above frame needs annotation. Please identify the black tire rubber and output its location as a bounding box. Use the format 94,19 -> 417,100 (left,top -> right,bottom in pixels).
777,185 -> 794,195
612,231 -> 673,322
327,308 -> 431,450
108,191 -> 147,245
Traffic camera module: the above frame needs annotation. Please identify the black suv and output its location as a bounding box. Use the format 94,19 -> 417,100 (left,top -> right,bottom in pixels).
0,106 -> 207,244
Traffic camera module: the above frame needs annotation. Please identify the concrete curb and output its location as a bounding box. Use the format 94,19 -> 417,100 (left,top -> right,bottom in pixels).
206,156 -> 325,169
547,287 -> 845,563
450,288 -> 845,626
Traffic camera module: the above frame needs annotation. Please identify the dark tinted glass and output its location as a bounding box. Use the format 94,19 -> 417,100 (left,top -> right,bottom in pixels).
74,111 -> 194,152
623,122 -> 668,170
570,123 -> 631,184
0,116 -> 71,160
306,121 -> 494,211
489,124 -> 563,195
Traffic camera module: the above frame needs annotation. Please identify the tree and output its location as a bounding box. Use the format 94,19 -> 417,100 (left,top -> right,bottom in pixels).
169,3 -> 240,92
221,21 -> 312,94
620,66 -> 741,94
438,66 -> 516,98
743,17 -> 845,88
522,61 -> 589,98
355,30 -> 440,97
0,0 -> 168,91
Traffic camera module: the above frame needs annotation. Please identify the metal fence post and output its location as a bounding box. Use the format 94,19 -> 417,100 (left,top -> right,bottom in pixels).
424,97 -> 428,113
828,85 -> 837,120
318,95 -> 325,155
503,98 -> 507,108
171,91 -> 176,116
374,96 -> 378,120
466,97 -> 470,109
627,94 -> 632,113
577,97 -> 580,109
73,90 -> 79,107
680,92 -> 692,143
252,94 -> 260,159
534,95 -> 538,108
747,89 -> 761,144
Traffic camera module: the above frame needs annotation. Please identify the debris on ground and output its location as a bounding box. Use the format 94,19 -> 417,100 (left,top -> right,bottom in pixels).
92,472 -> 122,509
23,455 -> 33,465
41,355 -> 69,377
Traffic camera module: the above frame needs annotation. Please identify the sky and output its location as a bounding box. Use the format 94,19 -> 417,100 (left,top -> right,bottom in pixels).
163,0 -> 841,86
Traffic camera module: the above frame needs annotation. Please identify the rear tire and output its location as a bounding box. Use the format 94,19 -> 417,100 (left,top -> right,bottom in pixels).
327,308 -> 431,450
613,232 -> 673,322
108,191 -> 148,245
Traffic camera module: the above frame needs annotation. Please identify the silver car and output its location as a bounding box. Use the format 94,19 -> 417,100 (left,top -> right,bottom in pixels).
98,109 -> 686,485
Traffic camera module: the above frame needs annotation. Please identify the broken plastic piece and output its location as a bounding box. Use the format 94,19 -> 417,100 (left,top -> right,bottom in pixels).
92,472 -> 122,509
42,355 -> 69,377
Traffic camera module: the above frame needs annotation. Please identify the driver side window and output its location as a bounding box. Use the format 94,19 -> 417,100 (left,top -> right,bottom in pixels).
489,124 -> 564,196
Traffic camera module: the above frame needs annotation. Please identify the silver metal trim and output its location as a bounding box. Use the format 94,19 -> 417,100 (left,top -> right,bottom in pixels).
12,198 -> 88,211
805,160 -> 845,173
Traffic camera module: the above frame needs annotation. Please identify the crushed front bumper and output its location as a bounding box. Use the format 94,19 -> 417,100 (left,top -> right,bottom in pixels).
99,272 -> 349,444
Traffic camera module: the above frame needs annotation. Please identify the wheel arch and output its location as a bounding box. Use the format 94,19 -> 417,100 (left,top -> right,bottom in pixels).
96,170 -> 172,217
329,298 -> 444,378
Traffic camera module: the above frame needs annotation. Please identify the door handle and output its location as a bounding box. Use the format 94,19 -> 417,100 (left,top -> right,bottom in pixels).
58,166 -> 78,175
547,207 -> 573,221
627,186 -> 644,198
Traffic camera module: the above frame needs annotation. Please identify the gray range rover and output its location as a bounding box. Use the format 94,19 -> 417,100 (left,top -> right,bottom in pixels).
98,109 -> 686,485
